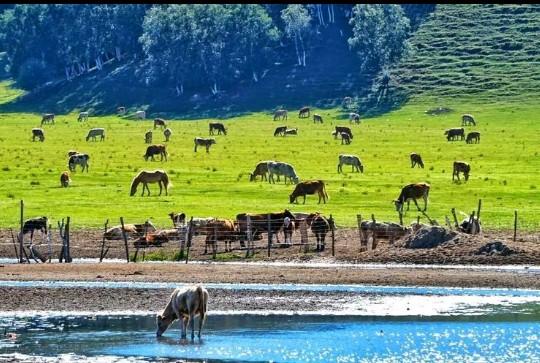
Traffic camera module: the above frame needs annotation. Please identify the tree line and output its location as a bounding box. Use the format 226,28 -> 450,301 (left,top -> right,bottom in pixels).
0,4 -> 434,93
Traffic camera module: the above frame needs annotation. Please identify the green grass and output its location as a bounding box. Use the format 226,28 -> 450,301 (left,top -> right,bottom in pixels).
0,94 -> 539,231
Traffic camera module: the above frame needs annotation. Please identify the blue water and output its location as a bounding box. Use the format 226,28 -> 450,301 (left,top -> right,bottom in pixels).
2,314 -> 539,362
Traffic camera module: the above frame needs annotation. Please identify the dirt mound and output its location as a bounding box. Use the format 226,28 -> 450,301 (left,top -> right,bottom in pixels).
476,241 -> 515,256
399,226 -> 457,248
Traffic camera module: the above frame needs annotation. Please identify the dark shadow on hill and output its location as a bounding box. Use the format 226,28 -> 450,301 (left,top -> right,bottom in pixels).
0,27 -> 409,120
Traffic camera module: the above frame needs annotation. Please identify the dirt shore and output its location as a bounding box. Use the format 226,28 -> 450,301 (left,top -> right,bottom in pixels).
1,261 -> 539,313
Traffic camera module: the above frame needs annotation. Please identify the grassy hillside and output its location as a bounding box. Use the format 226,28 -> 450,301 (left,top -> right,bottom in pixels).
0,88 -> 538,230
393,4 -> 540,103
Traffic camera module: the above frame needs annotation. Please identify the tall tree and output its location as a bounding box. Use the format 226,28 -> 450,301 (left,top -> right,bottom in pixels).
348,4 -> 410,73
281,4 -> 312,67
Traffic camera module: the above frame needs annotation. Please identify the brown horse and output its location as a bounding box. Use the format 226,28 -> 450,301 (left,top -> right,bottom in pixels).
130,170 -> 171,196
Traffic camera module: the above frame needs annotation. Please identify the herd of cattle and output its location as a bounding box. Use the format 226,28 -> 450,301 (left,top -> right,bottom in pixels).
20,105 -> 483,254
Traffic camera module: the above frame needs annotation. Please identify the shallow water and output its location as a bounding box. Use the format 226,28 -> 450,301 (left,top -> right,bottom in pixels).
1,313 -> 540,362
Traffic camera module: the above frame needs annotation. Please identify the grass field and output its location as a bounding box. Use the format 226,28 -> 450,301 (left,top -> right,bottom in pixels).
0,82 -> 539,230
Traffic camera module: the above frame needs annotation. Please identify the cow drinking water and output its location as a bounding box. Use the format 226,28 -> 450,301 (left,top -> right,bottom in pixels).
156,285 -> 209,340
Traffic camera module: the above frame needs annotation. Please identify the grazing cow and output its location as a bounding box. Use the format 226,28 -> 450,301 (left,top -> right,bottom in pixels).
298,106 -> 310,118
335,126 -> 353,140
445,128 -> 465,141
31,128 -> 45,142
145,130 -> 153,144
313,114 -> 323,123
104,220 -> 157,240
340,132 -> 351,145
250,160 -> 274,182
135,110 -> 146,120
78,112 -> 89,122
338,154 -> 363,173
156,285 -> 209,340
68,153 -> 90,172
19,216 -> 48,243
306,213 -> 332,251
154,118 -> 167,129
274,109 -> 288,121
236,209 -> 296,245
267,161 -> 299,184
466,131 -> 480,144
393,182 -> 430,214
284,128 -> 298,136
462,114 -> 476,126
144,144 -> 168,161
209,122 -> 227,135
60,171 -> 71,187
163,128 -> 172,142
41,113 -> 55,125
290,180 -> 328,204
194,137 -> 216,153
453,161 -> 471,182
410,152 -> 424,168
274,126 -> 287,137
349,113 -> 360,124
117,106 -> 126,115
86,128 -> 105,141
204,218 -> 237,254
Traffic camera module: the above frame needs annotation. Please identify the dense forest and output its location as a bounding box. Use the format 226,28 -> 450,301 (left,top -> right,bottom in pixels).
0,4 -> 435,115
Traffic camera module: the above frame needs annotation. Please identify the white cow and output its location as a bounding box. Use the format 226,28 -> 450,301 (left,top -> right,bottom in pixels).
338,154 -> 363,173
349,112 -> 360,124
135,110 -> 146,120
78,112 -> 89,122
86,128 -> 105,141
267,161 -> 299,184
156,285 -> 209,340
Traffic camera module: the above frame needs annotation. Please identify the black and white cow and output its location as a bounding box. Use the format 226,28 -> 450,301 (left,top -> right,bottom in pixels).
68,153 -> 90,172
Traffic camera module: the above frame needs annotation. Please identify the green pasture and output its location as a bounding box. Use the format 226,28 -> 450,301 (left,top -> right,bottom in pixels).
0,82 -> 539,230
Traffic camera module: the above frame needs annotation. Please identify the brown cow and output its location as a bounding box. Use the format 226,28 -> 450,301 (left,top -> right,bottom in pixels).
453,161 -> 471,182
249,161 -> 273,182
144,144 -> 168,161
305,212 -> 333,251
299,106 -> 310,118
289,180 -> 329,204
205,218 -> 237,254
60,171 -> 71,188
393,182 -> 430,214
410,152 -> 424,168
154,118 -> 167,130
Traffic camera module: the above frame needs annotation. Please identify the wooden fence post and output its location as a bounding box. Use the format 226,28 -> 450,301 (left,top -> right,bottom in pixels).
300,218 -> 308,253
19,200 -> 24,263
245,215 -> 253,258
513,210 -> 518,242
477,199 -> 482,221
212,223 -> 218,259
65,217 -> 71,263
47,224 -> 52,263
330,214 -> 335,256
267,215 -> 272,258
58,219 -> 65,262
451,208 -> 459,229
99,219 -> 109,262
369,214 -> 376,251
120,217 -> 129,263
356,214 -> 363,251
10,229 -> 19,261
185,217 -> 194,264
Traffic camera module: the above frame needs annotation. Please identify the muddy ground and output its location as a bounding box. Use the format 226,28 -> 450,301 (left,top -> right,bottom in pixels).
1,227 -> 539,265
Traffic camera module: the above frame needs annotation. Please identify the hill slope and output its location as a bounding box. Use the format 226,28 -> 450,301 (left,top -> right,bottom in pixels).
392,4 -> 540,104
